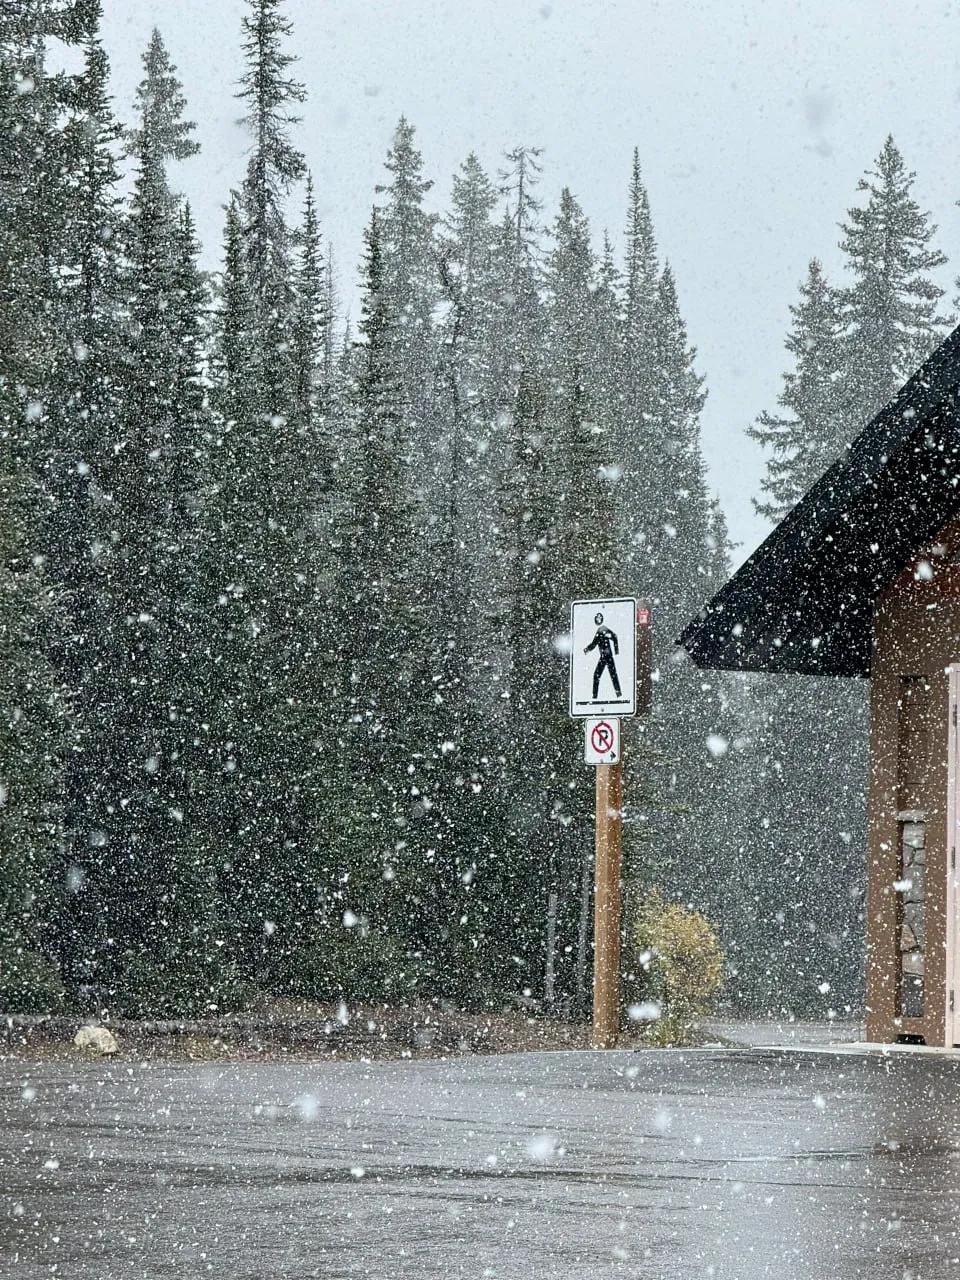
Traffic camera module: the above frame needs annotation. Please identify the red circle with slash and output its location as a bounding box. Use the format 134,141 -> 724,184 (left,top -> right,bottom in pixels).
591,720 -> 615,754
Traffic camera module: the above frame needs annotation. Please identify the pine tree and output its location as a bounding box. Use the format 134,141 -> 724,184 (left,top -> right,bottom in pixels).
542,189 -> 621,1005
490,142 -> 547,560
495,362 -> 561,999
471,144 -> 561,999
839,136 -> 948,427
438,153 -> 500,416
375,117 -> 438,490
321,252 -> 339,407
735,142 -> 946,1011
237,0 -> 305,304
0,5 -> 73,400
0,461 -> 71,1010
205,185 -> 329,982
126,27 -> 199,174
210,196 -> 262,430
500,145 -> 544,265
739,173 -> 903,1010
203,194 -> 269,971
291,174 -> 329,472
0,2 -> 91,1002
632,260 -> 724,946
287,177 -> 342,928
619,151 -> 661,582
648,263 -> 710,629
748,260 -> 845,521
547,190 -> 616,598
493,145 -> 544,389
114,38 -> 220,1007
399,158 -> 517,1002
55,23 -> 225,1012
623,150 -> 659,365
170,205 -> 209,451
333,209 -> 428,990
586,232 -> 628,599
439,152 -> 537,760
345,212 -> 413,758
236,0 -> 305,429
46,3 -> 131,993
436,153 -> 501,606
197,0 -> 342,988
374,128 -> 496,991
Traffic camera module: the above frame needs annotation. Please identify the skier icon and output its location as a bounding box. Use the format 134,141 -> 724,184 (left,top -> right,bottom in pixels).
584,612 -> 621,699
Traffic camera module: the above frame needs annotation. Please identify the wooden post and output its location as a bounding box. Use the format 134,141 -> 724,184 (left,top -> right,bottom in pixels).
544,890 -> 558,1008
593,758 -> 624,1048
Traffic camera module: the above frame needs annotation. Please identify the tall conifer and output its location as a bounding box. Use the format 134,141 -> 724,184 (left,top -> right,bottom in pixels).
839,136 -> 948,426
748,261 -> 844,521
49,2 -> 130,991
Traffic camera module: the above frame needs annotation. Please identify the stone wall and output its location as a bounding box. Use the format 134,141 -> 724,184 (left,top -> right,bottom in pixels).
898,810 -> 926,1019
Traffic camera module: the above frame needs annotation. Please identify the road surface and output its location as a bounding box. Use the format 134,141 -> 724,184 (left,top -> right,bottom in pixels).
2,1045 -> 959,1278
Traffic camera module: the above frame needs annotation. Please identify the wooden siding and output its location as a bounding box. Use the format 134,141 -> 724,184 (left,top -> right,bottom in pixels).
866,517 -> 960,1044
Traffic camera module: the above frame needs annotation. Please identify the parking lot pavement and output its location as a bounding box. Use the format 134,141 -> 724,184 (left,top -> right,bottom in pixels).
3,1045 -> 960,1278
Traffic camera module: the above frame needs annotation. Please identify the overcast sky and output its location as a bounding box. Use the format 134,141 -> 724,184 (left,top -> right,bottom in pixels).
99,0 -> 960,566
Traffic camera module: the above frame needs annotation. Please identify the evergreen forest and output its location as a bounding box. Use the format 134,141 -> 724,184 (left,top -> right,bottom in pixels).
2,0 -> 953,1020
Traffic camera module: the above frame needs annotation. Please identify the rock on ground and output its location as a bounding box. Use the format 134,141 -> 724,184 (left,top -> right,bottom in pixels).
73,1025 -> 119,1055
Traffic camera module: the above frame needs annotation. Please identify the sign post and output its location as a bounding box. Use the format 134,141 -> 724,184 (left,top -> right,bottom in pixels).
568,597 -> 651,1049
593,758 -> 623,1047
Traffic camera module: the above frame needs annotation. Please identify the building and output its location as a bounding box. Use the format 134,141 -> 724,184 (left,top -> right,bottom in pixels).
679,325 -> 960,1046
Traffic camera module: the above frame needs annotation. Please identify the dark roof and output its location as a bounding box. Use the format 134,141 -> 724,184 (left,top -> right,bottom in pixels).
679,324 -> 960,677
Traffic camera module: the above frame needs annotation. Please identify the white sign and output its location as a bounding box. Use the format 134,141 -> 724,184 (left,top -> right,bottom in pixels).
568,597 -> 637,718
584,717 -> 621,765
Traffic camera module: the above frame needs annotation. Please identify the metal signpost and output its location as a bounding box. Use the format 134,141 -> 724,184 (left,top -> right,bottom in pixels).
569,597 -> 651,1048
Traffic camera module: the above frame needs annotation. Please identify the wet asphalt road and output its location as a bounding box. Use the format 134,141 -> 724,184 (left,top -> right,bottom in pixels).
2,1046 -> 960,1279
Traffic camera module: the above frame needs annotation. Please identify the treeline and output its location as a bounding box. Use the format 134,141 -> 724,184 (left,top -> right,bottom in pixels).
0,0 -> 951,1018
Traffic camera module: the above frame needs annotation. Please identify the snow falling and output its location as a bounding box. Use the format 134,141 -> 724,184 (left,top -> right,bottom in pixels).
2,0 -> 926,1025
4,2 -> 960,1277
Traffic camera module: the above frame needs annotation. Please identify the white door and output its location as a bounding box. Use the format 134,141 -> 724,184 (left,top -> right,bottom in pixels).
946,664 -> 960,1045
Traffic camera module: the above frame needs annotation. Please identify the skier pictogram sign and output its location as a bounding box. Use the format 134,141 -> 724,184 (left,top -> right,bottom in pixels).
568,597 -> 637,717
585,716 -> 620,765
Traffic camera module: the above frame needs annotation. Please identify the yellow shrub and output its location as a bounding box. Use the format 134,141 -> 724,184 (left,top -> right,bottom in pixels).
628,890 -> 724,1046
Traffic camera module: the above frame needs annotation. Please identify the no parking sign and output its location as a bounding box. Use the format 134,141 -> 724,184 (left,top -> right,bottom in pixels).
584,716 -> 621,765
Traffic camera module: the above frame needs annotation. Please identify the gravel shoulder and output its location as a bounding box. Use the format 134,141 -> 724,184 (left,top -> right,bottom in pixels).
1,1003 -> 864,1063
